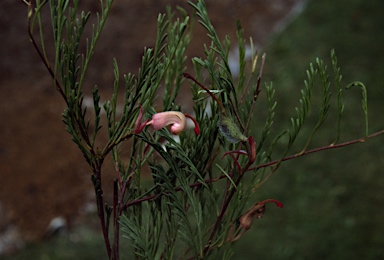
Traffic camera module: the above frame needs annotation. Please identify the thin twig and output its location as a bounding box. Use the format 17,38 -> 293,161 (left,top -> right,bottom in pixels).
121,129 -> 384,209
249,128 -> 384,172
27,5 -> 67,103
113,179 -> 120,260
239,51 -> 258,105
93,162 -> 112,259
244,53 -> 265,133
202,150 -> 254,255
184,73 -> 226,114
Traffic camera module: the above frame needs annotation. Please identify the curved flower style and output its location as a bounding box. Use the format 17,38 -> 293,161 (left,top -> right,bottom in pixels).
147,111 -> 200,135
134,107 -> 199,135
147,111 -> 187,135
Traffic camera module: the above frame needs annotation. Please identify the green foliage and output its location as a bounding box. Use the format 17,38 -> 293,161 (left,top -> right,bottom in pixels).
26,0 -> 383,259
346,81 -> 369,137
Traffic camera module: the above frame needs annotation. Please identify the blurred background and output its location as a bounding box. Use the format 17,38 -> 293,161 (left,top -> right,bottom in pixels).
0,0 -> 383,258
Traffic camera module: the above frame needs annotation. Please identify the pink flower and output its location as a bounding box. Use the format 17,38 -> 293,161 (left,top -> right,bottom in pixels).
134,107 -> 199,135
147,111 -> 187,135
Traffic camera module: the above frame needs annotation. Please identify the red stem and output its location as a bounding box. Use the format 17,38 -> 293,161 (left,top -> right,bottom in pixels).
121,129 -> 384,210
94,166 -> 112,259
113,179 -> 120,259
183,73 -> 226,114
27,6 -> 67,103
28,4 -> 115,259
249,129 -> 384,172
202,156 -> 254,255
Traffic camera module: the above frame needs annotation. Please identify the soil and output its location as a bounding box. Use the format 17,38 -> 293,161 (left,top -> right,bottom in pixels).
0,0 -> 305,254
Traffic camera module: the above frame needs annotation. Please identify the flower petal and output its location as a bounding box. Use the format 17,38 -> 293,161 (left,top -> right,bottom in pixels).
146,111 -> 186,135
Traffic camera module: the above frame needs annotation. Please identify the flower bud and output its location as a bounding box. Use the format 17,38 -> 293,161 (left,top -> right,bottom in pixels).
134,106 -> 149,134
217,116 -> 247,143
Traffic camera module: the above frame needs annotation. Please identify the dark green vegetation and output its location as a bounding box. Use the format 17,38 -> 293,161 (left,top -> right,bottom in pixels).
8,0 -> 383,258
234,0 -> 384,258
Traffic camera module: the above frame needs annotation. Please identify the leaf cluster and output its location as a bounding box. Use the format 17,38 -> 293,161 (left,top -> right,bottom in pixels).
26,0 -> 377,259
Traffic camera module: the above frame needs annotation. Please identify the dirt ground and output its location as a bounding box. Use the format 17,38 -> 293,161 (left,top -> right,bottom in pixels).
0,0 -> 305,254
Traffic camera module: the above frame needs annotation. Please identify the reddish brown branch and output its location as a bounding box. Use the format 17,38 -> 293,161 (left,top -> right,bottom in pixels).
27,6 -> 67,103
121,129 -> 384,211
202,137 -> 258,255
183,72 -> 226,114
113,179 -> 120,259
94,166 -> 112,259
248,129 -> 384,172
